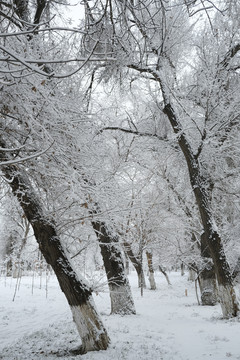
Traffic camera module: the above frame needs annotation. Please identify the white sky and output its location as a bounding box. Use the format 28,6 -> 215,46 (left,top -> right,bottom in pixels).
64,0 -> 85,26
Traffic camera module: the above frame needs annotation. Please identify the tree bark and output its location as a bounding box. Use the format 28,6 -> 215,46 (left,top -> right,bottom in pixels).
181,263 -> 185,276
1,161 -> 110,353
232,257 -> 240,282
124,252 -> 130,275
91,220 -> 136,315
199,232 -> 218,306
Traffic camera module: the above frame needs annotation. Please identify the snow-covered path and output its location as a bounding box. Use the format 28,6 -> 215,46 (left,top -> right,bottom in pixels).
0,272 -> 240,359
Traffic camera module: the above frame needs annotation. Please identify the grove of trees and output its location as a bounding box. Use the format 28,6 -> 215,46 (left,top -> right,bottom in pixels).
1,0 -> 240,354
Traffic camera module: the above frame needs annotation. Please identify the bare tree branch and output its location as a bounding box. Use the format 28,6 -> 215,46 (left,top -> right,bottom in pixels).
100,126 -> 167,141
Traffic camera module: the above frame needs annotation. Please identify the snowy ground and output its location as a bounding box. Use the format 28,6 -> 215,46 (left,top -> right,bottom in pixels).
1,271 -> 240,360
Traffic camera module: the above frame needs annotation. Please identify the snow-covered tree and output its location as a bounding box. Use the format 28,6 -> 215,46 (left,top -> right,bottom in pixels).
0,0 -> 111,352
80,0 -> 240,318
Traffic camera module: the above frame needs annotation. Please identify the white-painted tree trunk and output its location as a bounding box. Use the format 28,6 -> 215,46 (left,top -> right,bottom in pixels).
91,220 -> 136,315
109,283 -> 136,315
218,284 -> 239,318
148,272 -> 156,290
71,297 -> 110,353
199,277 -> 218,306
146,251 -> 156,290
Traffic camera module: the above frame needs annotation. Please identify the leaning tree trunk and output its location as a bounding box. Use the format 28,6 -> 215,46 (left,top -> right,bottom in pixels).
146,251 -> 156,290
159,265 -> 171,286
129,64 -> 239,317
91,221 -> 136,315
123,241 -> 146,288
162,101 -> 239,318
1,163 -> 110,353
199,233 -> 218,306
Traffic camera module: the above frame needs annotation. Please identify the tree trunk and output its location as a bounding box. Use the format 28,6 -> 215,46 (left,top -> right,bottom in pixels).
199,233 -> 218,306
123,241 -> 146,288
146,251 -> 156,290
181,263 -> 185,276
91,221 -> 136,315
159,265 -> 171,285
163,101 -> 239,318
232,257 -> 240,283
128,64 -> 239,317
124,252 -> 130,275
137,269 -> 146,289
1,162 -> 110,353
188,264 -> 196,282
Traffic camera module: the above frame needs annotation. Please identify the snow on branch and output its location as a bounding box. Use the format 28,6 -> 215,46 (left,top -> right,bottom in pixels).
0,41 -> 116,78
0,142 -> 54,166
0,144 -> 26,152
220,44 -> 240,69
0,56 -> 117,65
0,45 -> 54,77
99,126 -> 167,141
0,26 -> 87,38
